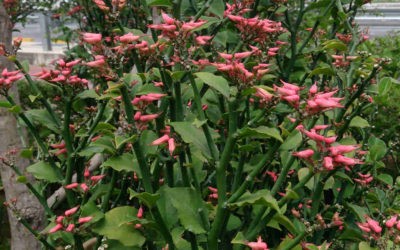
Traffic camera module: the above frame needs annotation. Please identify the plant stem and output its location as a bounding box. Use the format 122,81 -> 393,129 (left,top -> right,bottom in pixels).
208,99 -> 238,248
63,99 -> 75,206
101,169 -> 117,212
187,72 -> 219,161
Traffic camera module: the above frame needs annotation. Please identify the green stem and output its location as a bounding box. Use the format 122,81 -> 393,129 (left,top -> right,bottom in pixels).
194,0 -> 214,20
101,169 -> 117,212
208,100 -> 238,248
187,72 -> 218,161
63,99 -> 75,206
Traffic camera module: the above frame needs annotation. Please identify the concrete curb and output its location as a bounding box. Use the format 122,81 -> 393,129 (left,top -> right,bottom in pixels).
17,51 -> 63,65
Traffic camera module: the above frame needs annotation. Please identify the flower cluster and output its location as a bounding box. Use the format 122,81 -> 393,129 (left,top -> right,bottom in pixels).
33,59 -> 88,88
49,206 -> 92,234
0,68 -> 22,91
131,92 -> 165,130
306,85 -> 344,114
65,168 -> 105,193
294,124 -> 363,171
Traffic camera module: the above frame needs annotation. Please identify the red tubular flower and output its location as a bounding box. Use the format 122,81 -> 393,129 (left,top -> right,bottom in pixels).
48,223 -> 63,234
82,32 -> 102,44
65,183 -> 79,189
254,87 -> 273,103
292,149 -> 314,159
151,134 -> 170,146
65,206 -> 79,216
65,224 -> 75,232
78,216 -> 93,224
385,215 -> 398,228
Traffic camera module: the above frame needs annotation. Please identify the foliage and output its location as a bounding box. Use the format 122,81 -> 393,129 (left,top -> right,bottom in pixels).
1,0 -> 399,249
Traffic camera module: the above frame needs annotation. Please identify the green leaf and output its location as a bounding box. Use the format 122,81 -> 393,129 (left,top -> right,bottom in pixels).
359,242 -> 377,250
270,214 -> 298,235
228,189 -> 280,213
0,101 -> 12,108
80,201 -> 104,225
16,175 -> 27,184
28,94 -> 40,103
195,72 -> 230,98
280,130 -> 302,150
346,203 -> 368,221
27,161 -> 62,183
238,126 -> 283,142
368,136 -> 387,161
378,77 -> 393,96
376,174 -> 393,186
92,206 -> 145,247
158,186 -> 209,234
8,105 -> 22,114
309,67 -> 334,77
20,148 -> 33,159
115,135 -> 136,151
25,109 -> 60,133
75,89 -> 99,99
128,188 -> 160,208
101,153 -> 138,172
209,0 -> 224,18
298,168 -> 314,190
349,116 -> 369,128
146,0 -> 172,7
170,121 -> 216,159
323,40 -> 347,51
231,232 -> 247,245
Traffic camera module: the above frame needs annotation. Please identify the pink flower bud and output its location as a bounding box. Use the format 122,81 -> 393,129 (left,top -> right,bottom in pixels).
78,216 -> 93,224
65,183 -> 79,189
151,134 -> 170,146
49,223 -> 63,234
56,216 -> 65,224
80,183 -> 89,193
90,175 -> 106,183
137,206 -> 144,219
386,215 -> 397,228
292,149 -> 314,159
139,113 -> 159,122
168,138 -> 176,156
367,218 -> 382,233
65,206 -> 79,216
65,224 -> 75,232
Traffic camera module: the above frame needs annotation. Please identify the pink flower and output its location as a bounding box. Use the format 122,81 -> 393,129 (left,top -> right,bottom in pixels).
292,149 -> 314,159
90,175 -> 106,183
139,113 -> 159,122
323,157 -> 334,171
168,138 -> 176,156
195,35 -> 212,45
385,215 -> 397,228
367,218 -> 382,233
78,216 -> 93,224
357,222 -> 371,233
56,216 -> 65,224
334,155 -> 362,166
329,145 -> 358,156
65,224 -> 75,232
119,33 -> 140,43
247,236 -> 268,250
254,87 -> 273,102
161,12 -> 175,25
65,206 -> 79,216
151,134 -> 170,146
137,206 -> 144,219
80,183 -> 89,192
82,32 -> 102,44
48,223 -> 63,234
65,183 -> 79,189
